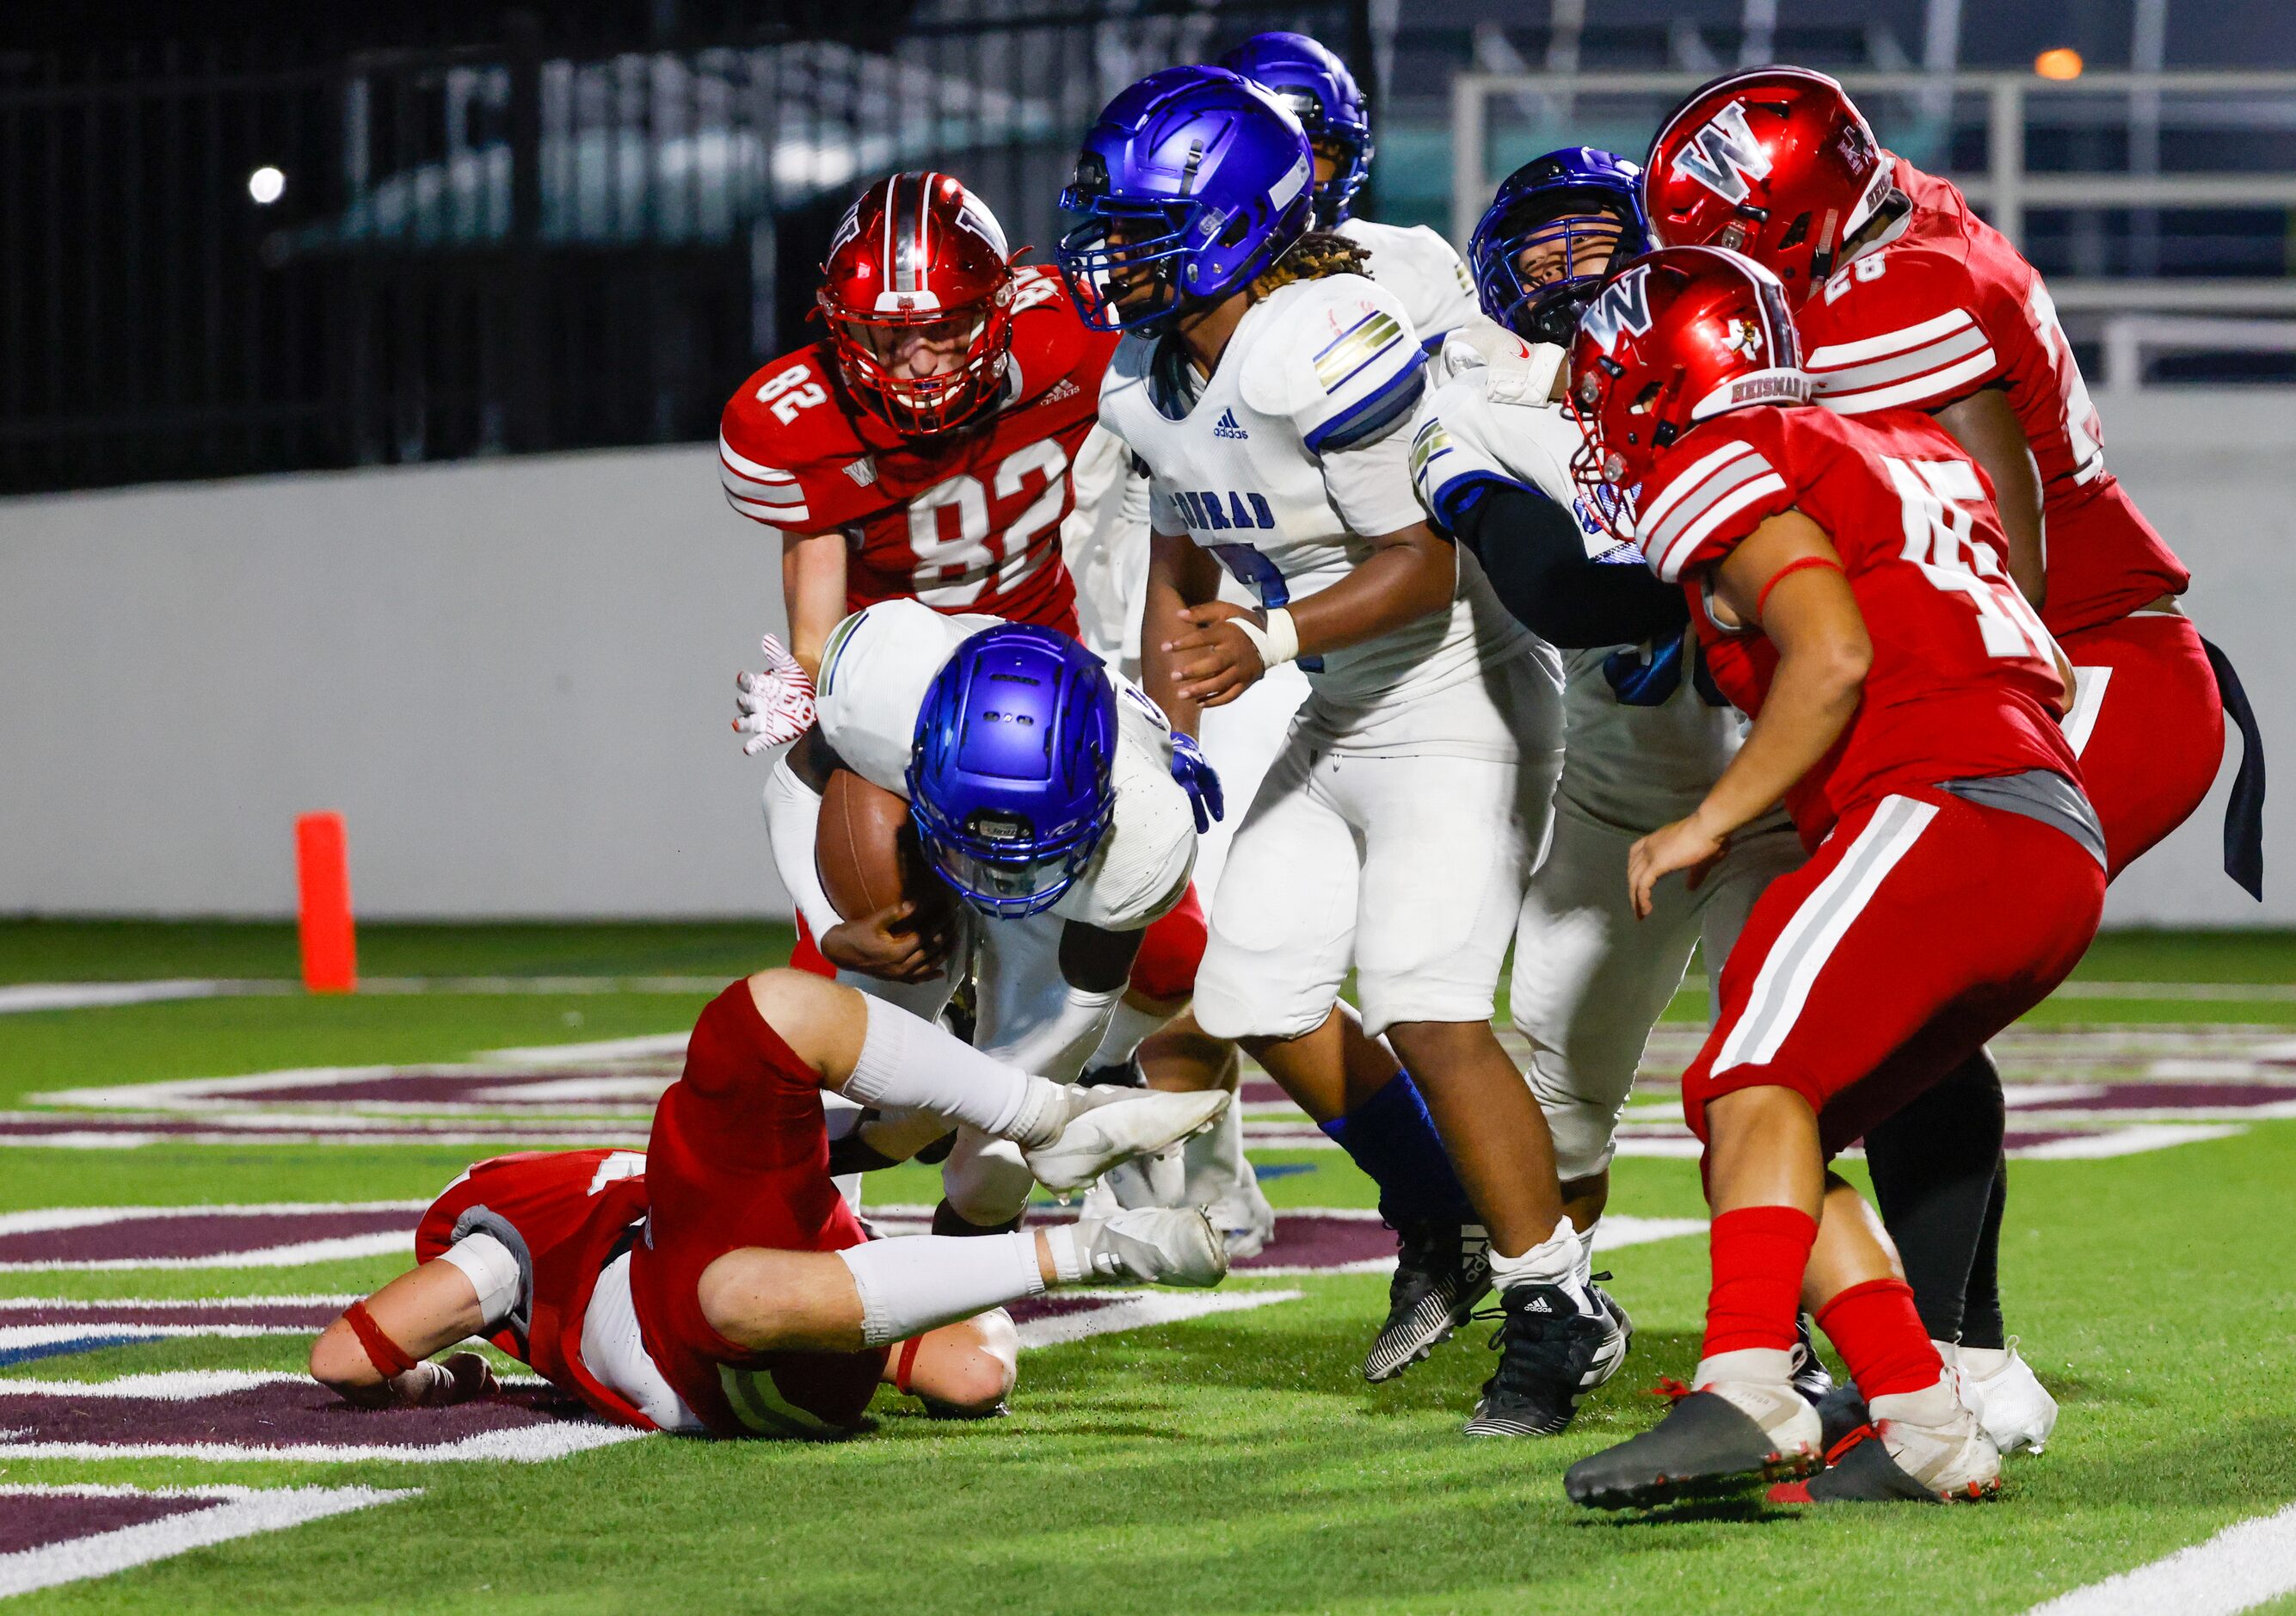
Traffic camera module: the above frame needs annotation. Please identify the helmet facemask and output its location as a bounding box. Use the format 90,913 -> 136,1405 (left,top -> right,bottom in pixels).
822,290 -> 1014,436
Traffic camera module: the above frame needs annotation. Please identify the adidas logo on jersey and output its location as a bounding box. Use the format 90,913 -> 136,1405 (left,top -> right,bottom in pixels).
1212,409 -> 1249,441
1041,377 -> 1082,405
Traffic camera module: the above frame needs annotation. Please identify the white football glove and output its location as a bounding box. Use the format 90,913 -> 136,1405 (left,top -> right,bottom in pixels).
732,634 -> 819,755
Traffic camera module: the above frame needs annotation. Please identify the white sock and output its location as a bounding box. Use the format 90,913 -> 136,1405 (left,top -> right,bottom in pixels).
1692,1346 -> 1796,1390
1488,1218 -> 1587,1307
836,1233 -> 1046,1348
1086,999 -> 1172,1072
842,995 -> 1067,1147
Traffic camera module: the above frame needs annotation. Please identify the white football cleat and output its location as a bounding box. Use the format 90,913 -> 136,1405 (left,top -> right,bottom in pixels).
1872,1372 -> 2004,1499
1959,1340 -> 2058,1455
1073,1207 -> 1229,1287
1205,1175 -> 1277,1262
1025,1087 -> 1230,1193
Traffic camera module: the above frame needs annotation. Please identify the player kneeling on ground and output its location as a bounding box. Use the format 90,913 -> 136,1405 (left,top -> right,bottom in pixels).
1557,249 -> 2103,1508
310,970 -> 1228,1436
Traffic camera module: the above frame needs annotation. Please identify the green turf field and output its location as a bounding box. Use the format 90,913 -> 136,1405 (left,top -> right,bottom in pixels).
3,922 -> 2294,1613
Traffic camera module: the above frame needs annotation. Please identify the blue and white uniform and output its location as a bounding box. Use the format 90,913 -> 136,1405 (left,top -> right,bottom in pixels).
760,597 -> 1198,1222
1411,318 -> 1803,1181
1101,274 -> 1563,1039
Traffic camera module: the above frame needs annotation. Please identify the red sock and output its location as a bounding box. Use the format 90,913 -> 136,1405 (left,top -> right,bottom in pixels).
1816,1277 -> 1942,1401
1702,1206 -> 1819,1360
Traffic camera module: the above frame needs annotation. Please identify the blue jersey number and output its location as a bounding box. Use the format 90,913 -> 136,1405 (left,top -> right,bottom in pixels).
1204,543 -> 1323,673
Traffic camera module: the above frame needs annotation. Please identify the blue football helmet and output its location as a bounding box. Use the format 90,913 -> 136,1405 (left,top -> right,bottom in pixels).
1468,147 -> 1648,346
1056,66 -> 1314,332
907,624 -> 1119,919
1216,32 -> 1374,224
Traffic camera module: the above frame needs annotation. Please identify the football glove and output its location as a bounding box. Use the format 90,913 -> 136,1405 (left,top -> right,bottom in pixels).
733,633 -> 819,755
1169,731 -> 1225,833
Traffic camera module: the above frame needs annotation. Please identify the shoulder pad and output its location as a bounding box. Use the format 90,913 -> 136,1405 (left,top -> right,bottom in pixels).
1004,270 -> 1112,409
1239,275 -> 1425,453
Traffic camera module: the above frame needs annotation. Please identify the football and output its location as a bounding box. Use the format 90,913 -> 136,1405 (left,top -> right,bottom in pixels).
816,767 -> 921,921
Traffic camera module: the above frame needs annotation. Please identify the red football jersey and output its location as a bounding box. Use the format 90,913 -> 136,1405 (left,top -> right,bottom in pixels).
1795,157 -> 2188,636
1634,404 -> 2077,843
718,265 -> 1115,631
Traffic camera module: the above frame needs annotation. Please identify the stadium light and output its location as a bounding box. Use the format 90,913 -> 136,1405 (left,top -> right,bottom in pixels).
2034,47 -> 2084,80
248,166 -> 286,205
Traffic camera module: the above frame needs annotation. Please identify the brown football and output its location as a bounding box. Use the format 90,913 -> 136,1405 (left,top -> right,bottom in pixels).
816,768 -> 921,922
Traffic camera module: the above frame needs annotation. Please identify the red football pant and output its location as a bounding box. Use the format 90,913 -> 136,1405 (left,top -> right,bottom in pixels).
1684,789 -> 2105,1155
1129,884 -> 1207,1002
2059,612 -> 2224,879
631,981 -> 885,1437
790,912 -> 834,979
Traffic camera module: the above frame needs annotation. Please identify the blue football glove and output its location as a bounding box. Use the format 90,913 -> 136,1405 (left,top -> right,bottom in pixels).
1169,731 -> 1224,833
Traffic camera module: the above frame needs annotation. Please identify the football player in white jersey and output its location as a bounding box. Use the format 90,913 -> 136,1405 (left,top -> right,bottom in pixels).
743,602 -> 1227,1235
1059,66 -> 1630,1438
1407,149 -> 1819,1396
1063,31 -> 1484,1258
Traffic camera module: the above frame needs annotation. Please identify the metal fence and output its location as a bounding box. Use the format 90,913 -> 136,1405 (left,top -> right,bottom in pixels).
0,0 -> 1365,497
1449,69 -> 2296,372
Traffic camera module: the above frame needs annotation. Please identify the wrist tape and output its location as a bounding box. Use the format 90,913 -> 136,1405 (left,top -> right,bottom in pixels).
1230,608 -> 1301,670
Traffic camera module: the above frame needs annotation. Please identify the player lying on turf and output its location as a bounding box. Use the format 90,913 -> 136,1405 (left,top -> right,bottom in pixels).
721,169 -> 1214,1107
1556,249 -> 2104,1508
310,968 -> 1228,1436
1644,67 -> 2265,1454
1059,66 -> 1604,1440
746,609 -> 1219,1239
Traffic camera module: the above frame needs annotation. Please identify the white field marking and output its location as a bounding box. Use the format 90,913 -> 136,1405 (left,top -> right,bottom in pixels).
1240,1214 -> 1708,1277
0,1484 -> 418,1599
0,1370 -> 545,1398
0,1200 -> 427,1236
2027,1498 -> 2296,1616
2009,1123 -> 2247,1159
2002,1084 -> 2112,1107
856,1204 -> 1394,1224
481,1032 -> 693,1064
0,1129 -> 649,1151
0,1233 -> 410,1274
1013,1287 -> 1304,1348
0,980 -> 297,1015
0,1294 -> 360,1311
0,1324 -> 310,1351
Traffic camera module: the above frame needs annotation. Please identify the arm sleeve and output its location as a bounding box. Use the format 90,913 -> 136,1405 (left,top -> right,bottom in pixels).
761,756 -> 843,940
1455,484 -> 1691,649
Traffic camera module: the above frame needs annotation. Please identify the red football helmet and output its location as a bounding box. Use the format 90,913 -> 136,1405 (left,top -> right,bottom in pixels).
1642,67 -> 1893,300
818,171 -> 1018,435
1565,245 -> 1810,495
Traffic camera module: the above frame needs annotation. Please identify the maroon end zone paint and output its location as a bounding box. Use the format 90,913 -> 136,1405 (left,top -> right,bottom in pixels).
0,1494 -> 225,1556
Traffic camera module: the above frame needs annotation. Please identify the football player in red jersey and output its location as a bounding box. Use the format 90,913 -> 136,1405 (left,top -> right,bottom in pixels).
1641,66 -> 2265,1452
309,969 -> 1228,1435
723,170 -> 1210,1054
1555,250 -> 2104,1508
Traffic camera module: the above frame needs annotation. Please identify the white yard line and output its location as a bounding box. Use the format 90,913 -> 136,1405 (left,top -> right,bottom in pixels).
1013,1288 -> 1302,1348
0,1201 -> 426,1236
0,1485 -> 418,1598
2028,1500 -> 2296,1615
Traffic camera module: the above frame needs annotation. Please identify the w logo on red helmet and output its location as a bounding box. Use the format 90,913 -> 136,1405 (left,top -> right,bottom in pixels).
1579,265 -> 1655,354
1671,101 -> 1772,205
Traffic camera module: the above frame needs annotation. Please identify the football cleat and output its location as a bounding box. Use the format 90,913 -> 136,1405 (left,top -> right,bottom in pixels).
1771,1377 -> 2004,1503
1363,1219 -> 1492,1384
1959,1340 -> 2058,1456
1462,1280 -> 1620,1436
1566,1382 -> 1822,1508
1813,1380 -> 1874,1455
1790,1315 -> 1836,1407
1206,1177 -> 1277,1262
1025,1087 -> 1230,1194
1072,1207 -> 1229,1287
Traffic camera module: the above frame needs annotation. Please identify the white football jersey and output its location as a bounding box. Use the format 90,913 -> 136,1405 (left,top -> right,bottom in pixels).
1338,217 -> 1478,348
1099,274 -> 1548,753
1411,317 -> 1741,833
813,598 -> 1195,928
1060,423 -> 1153,678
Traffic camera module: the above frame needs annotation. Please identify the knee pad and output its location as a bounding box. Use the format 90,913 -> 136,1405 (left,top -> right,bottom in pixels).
1127,886 -> 1207,1003
939,1130 -> 1035,1227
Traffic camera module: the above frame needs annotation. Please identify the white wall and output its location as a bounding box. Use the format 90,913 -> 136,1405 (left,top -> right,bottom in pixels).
0,392 -> 2288,922
1,444 -> 796,918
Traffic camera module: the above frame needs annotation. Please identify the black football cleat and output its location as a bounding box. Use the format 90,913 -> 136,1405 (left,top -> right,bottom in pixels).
1769,1428 -> 1942,1504
1461,1281 -> 1619,1437
1814,1381 -> 1873,1455
1566,1387 -> 1822,1508
1363,1219 -> 1491,1383
1791,1315 -> 1836,1406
